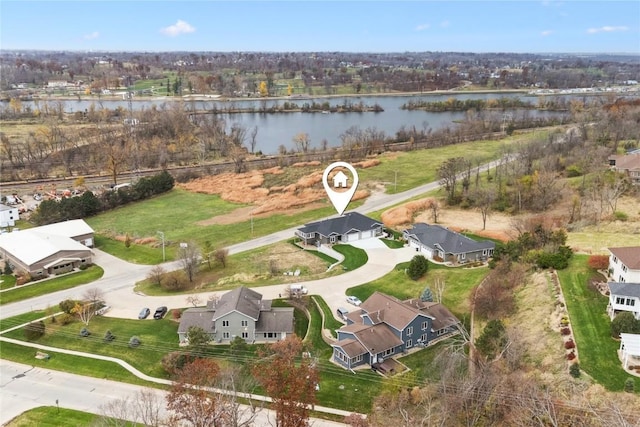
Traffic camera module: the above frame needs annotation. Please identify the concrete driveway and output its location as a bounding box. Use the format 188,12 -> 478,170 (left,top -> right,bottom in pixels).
102,239 -> 416,321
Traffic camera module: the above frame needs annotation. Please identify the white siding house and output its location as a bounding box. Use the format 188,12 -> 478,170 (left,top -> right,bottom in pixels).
608,283 -> 640,320
0,204 -> 19,227
609,247 -> 640,283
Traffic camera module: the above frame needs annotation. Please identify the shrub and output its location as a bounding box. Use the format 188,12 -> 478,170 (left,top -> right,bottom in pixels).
587,255 -> 610,270
569,363 -> 581,378
59,299 -> 77,314
624,378 -> 635,393
104,330 -> 115,342
79,327 -> 91,337
160,270 -> 189,291
129,336 -> 141,348
611,312 -> 640,338
564,339 -> 575,349
162,351 -> 190,375
560,316 -> 569,327
560,327 -> 571,336
613,211 -> 628,222
59,313 -> 75,325
567,351 -> 576,361
407,255 -> 428,280
172,309 -> 181,320
24,321 -> 45,340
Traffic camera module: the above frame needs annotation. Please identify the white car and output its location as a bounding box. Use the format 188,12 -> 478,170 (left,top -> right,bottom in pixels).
346,296 -> 362,306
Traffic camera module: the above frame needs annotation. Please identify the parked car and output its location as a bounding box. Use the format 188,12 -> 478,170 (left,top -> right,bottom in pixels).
346,296 -> 362,306
153,306 -> 168,319
138,307 -> 150,319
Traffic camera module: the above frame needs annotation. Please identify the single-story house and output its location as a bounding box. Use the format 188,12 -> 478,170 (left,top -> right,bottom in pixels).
607,282 -> 640,320
178,286 -> 294,345
0,219 -> 94,277
403,223 -> 495,264
608,246 -> 640,283
295,212 -> 383,246
332,292 -> 459,371
608,153 -> 640,186
0,204 -> 19,227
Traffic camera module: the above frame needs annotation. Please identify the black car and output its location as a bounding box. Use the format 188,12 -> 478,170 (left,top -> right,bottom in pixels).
153,306 -> 168,319
138,307 -> 150,319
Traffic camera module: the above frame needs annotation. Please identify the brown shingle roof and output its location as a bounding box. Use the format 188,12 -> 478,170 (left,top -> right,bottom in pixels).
610,154 -> 640,171
609,246 -> 640,270
333,338 -> 367,358
360,292 -> 428,330
353,323 -> 403,354
405,300 -> 460,331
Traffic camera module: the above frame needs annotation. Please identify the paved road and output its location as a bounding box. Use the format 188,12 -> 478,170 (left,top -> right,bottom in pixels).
0,360 -> 347,427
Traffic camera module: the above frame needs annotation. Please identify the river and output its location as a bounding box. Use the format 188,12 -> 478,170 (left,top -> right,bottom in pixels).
10,92 -> 582,154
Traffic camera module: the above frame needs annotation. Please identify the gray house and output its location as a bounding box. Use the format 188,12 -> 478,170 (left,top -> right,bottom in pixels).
332,292 -> 459,371
403,223 -> 495,264
295,212 -> 383,246
178,287 -> 294,345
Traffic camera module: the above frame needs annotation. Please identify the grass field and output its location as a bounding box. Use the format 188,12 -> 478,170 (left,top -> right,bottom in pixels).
0,266 -> 104,306
348,261 -> 489,319
557,254 -> 638,392
5,406 -> 108,427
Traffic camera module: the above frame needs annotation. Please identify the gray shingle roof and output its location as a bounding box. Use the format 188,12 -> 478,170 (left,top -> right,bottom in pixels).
212,286 -> 265,321
178,308 -> 215,334
255,307 -> 294,333
404,223 -> 495,255
297,212 -> 382,238
609,282 -> 640,299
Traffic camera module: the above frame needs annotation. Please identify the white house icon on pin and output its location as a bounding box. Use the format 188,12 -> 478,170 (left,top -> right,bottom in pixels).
333,170 -> 349,188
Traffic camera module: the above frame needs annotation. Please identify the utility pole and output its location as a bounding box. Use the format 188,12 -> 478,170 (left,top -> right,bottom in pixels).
157,231 -> 165,262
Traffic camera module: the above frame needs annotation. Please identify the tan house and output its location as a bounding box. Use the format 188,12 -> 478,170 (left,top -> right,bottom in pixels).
608,153 -> 640,185
0,219 -> 94,277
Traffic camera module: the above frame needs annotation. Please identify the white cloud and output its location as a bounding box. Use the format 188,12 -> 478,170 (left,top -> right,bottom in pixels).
160,20 -> 196,37
440,20 -> 450,28
83,31 -> 99,40
541,30 -> 554,36
587,25 -> 628,34
415,23 -> 430,31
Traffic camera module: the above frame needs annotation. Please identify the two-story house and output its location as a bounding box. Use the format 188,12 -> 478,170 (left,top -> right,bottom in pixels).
332,292 -> 459,371
177,287 -> 294,345
608,246 -> 640,283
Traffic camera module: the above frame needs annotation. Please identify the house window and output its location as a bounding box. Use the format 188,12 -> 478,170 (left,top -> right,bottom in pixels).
421,321 -> 428,330
613,256 -> 618,263
407,326 -> 413,336
421,333 -> 428,343
482,249 -> 487,256
222,320 -> 229,327
241,320 -> 248,327
406,339 -> 413,348
222,332 -> 230,339
622,265 -> 628,272
627,299 -> 635,307
354,354 -> 363,362
460,253 -> 466,260
264,332 -> 276,338
616,297 -> 625,305
330,236 -> 336,243
437,329 -> 446,336
384,348 -> 394,356
241,332 -> 248,338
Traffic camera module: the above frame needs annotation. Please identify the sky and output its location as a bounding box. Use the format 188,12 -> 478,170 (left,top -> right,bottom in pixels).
1,1 -> 639,54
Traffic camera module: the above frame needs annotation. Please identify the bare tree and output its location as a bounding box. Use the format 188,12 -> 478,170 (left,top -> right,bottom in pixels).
425,198 -> 441,223
292,132 -> 311,153
178,242 -> 201,283
472,186 -> 497,230
186,295 -> 202,307
214,248 -> 229,268
147,265 -> 165,286
98,389 -> 164,427
82,287 -> 105,308
249,126 -> 258,153
217,365 -> 261,427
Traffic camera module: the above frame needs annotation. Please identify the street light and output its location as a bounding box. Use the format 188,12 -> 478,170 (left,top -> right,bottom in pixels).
157,231 -> 165,262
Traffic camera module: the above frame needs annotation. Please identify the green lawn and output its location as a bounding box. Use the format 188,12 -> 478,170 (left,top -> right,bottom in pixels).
5,406 -> 107,427
557,254 -> 638,392
0,310 -> 49,332
0,274 -> 17,290
0,266 -> 104,306
332,244 -> 368,271
312,295 -> 343,338
348,261 -> 489,319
